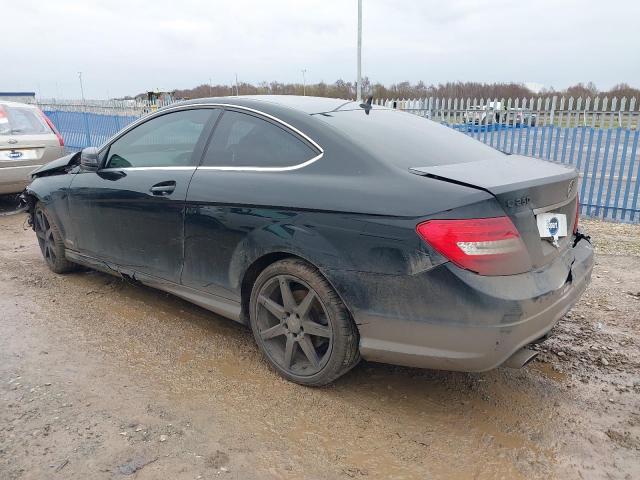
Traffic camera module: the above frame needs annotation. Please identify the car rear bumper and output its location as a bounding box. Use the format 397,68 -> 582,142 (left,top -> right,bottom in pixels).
0,165 -> 41,195
325,237 -> 593,372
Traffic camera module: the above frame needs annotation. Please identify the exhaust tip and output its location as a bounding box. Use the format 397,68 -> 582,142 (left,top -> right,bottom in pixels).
504,348 -> 539,369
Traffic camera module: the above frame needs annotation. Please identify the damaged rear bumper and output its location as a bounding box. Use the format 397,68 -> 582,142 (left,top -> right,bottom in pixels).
324,237 -> 594,372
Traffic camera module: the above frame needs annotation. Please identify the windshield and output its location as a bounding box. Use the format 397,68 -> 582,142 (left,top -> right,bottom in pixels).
0,104 -> 50,135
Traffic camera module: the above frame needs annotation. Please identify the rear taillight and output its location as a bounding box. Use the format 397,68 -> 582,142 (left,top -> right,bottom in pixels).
38,109 -> 64,146
416,216 -> 532,276
573,195 -> 580,234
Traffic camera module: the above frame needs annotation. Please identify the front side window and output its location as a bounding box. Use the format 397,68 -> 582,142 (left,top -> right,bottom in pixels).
201,110 -> 318,168
106,109 -> 218,168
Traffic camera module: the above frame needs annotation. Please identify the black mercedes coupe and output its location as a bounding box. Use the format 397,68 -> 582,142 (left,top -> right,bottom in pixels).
24,96 -> 593,385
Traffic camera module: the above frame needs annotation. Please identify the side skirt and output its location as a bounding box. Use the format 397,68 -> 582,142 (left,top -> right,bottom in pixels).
65,250 -> 244,324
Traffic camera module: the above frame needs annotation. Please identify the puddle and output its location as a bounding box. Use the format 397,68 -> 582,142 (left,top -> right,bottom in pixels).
531,360 -> 568,382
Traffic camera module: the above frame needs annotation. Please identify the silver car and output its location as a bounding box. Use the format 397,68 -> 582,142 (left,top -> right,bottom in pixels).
0,101 -> 65,195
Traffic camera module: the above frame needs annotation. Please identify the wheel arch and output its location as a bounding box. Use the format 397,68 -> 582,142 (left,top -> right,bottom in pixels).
239,251 -> 355,325
22,174 -> 76,245
21,186 -> 45,230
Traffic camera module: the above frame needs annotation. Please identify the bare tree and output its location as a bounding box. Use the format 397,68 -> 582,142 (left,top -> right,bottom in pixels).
169,80 -> 639,102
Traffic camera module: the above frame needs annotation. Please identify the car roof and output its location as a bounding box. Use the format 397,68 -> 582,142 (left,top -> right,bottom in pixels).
0,100 -> 39,109
176,95 -> 504,170
178,95 -> 378,115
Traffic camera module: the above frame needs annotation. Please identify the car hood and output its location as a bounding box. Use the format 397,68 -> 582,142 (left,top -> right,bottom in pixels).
30,152 -> 78,178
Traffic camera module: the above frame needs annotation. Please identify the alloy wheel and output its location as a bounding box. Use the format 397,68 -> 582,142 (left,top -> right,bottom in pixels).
254,274 -> 333,376
34,209 -> 56,268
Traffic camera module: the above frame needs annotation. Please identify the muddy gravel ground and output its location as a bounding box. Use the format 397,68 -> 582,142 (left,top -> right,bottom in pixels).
0,195 -> 638,479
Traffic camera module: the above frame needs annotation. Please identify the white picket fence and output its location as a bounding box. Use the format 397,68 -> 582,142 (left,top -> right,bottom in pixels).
29,98 -> 174,117
29,95 -> 640,128
375,96 -> 639,129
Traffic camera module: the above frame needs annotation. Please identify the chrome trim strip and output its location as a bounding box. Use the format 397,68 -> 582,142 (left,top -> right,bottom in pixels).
100,166 -> 196,172
533,194 -> 576,215
98,102 -> 324,173
197,152 -> 323,172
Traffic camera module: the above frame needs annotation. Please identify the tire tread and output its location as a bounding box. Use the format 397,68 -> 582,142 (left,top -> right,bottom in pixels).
35,202 -> 78,274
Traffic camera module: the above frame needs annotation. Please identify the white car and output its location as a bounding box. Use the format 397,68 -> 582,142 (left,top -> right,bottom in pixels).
507,108 -> 537,126
0,101 -> 65,195
463,102 -> 504,125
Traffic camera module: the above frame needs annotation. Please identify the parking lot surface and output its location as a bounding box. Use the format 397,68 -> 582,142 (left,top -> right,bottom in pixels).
1,197 -> 638,479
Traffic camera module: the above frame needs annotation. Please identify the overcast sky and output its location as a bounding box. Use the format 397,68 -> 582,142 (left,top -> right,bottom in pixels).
3,0 -> 638,99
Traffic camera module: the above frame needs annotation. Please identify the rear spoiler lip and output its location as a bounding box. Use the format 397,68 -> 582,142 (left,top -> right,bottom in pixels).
408,159 -> 577,197
408,168 -> 493,196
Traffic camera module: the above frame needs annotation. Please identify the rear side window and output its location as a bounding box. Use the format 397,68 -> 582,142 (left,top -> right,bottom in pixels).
106,109 -> 218,168
0,104 -> 49,135
201,110 -> 318,168
318,109 -> 503,167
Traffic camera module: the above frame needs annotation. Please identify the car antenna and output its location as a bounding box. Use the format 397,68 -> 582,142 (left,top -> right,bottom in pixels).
359,96 -> 373,115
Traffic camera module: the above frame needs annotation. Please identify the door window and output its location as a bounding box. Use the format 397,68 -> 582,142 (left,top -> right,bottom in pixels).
106,109 -> 218,168
201,110 -> 318,168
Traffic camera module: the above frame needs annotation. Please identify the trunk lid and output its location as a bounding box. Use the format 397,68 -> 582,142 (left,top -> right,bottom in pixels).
410,155 -> 579,269
0,134 -> 62,168
0,102 -> 62,168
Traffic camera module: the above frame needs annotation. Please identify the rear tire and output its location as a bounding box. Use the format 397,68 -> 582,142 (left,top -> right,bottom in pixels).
34,202 -> 77,274
249,258 -> 360,386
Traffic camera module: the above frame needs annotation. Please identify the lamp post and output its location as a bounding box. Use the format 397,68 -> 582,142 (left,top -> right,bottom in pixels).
78,72 -> 86,102
301,69 -> 307,96
356,0 -> 362,102
77,71 -> 90,147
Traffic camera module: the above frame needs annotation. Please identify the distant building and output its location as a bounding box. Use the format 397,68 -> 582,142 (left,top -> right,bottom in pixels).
0,91 -> 36,103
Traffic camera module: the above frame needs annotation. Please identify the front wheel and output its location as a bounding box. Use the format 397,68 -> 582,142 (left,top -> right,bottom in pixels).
33,203 -> 77,274
249,258 -> 360,386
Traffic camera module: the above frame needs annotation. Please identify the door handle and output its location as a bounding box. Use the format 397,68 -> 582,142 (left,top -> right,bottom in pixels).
150,181 -> 176,196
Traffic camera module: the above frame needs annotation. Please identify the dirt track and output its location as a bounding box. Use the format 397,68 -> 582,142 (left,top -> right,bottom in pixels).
0,196 -> 638,479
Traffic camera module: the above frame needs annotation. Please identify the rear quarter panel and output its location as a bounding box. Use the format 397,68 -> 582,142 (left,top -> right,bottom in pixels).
182,164 -> 499,308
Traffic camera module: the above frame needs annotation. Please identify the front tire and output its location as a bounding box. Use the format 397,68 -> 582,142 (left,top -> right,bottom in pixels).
249,258 -> 360,386
34,203 -> 77,274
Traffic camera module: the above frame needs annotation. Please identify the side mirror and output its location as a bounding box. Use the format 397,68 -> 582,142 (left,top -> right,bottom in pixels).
80,147 -> 100,170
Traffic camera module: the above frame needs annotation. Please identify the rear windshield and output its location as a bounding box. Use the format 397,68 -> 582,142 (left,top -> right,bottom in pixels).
0,104 -> 50,135
317,109 -> 502,168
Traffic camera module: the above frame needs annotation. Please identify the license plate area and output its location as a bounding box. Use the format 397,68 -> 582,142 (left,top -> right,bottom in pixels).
536,212 -> 567,240
0,149 -> 38,161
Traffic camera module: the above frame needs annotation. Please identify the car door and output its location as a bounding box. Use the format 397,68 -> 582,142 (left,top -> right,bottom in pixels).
68,107 -> 220,283
182,108 -> 322,300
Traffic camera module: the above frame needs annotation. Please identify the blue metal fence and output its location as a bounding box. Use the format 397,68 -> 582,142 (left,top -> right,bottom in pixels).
382,96 -> 639,223
38,95 -> 639,223
36,98 -> 153,153
447,124 -> 640,222
43,110 -> 138,151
